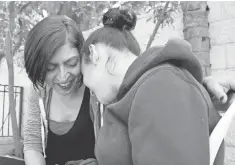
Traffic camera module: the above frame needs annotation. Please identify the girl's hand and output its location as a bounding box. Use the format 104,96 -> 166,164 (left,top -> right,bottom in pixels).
203,75 -> 235,104
203,75 -> 235,111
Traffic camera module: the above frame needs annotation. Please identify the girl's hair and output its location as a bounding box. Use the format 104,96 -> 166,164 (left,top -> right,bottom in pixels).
24,15 -> 84,89
82,8 -> 140,63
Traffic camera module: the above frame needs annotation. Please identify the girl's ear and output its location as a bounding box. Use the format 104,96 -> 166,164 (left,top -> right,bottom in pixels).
89,44 -> 99,65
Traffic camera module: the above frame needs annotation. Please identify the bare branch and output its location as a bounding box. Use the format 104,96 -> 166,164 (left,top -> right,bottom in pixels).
19,2 -> 32,13
13,33 -> 23,55
146,1 -> 170,49
13,16 -> 24,55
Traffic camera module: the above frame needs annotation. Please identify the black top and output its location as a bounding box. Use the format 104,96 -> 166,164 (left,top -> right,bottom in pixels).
45,88 -> 95,165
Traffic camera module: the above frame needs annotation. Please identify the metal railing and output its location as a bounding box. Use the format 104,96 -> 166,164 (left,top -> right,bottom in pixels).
0,84 -> 23,137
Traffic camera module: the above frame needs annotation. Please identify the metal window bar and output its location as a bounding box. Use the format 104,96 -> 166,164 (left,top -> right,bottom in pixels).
1,86 -> 5,136
0,84 -> 23,137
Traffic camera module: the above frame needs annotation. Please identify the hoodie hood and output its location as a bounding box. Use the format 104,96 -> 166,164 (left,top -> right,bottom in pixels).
117,38 -> 203,99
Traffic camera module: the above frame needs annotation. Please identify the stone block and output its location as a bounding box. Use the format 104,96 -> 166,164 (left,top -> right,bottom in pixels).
211,69 -> 235,76
184,10 -> 208,20
210,19 -> 235,46
187,37 -> 210,52
210,45 -> 227,69
172,15 -> 184,31
208,2 -> 222,22
221,2 -> 235,20
182,1 -> 207,12
194,52 -> 210,64
225,116 -> 235,147
210,69 -> 224,76
184,27 -> 209,40
207,1 -> 219,5
226,43 -> 235,68
224,146 -> 235,165
187,2 -> 201,11
184,17 -> 209,29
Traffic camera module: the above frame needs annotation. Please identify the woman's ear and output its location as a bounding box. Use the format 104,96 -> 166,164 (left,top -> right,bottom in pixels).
89,44 -> 99,65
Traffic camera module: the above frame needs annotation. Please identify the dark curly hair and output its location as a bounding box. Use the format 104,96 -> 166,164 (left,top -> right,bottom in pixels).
82,8 -> 140,63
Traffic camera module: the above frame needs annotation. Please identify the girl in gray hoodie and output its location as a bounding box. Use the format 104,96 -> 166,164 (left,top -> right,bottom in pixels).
80,8 -> 224,165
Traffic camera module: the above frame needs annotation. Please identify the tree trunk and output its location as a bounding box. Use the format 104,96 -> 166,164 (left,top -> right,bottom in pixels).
0,51 -> 4,62
146,1 -> 170,50
181,1 -> 211,76
5,1 -> 23,158
57,2 -> 73,18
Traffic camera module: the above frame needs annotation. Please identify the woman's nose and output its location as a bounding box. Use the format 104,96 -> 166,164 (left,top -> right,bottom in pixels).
57,66 -> 69,82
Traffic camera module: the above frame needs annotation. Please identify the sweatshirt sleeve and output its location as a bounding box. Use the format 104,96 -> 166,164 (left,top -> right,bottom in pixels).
23,84 -> 43,153
128,70 -> 210,165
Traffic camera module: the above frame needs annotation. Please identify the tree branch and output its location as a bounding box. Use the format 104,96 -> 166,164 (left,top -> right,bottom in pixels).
13,16 -> 24,55
19,2 -> 32,13
146,1 -> 170,50
13,33 -> 23,55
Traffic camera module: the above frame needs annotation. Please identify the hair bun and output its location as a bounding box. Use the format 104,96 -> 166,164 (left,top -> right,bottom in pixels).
102,8 -> 137,31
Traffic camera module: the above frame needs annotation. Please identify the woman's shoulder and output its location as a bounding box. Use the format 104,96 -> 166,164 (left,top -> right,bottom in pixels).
27,83 -> 52,116
28,83 -> 51,100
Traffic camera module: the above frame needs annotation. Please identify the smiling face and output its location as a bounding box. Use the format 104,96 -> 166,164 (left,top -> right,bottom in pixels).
45,44 -> 82,96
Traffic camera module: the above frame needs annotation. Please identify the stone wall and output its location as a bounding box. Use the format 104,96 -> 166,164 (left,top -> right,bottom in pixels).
208,1 -> 235,77
208,3 -> 235,164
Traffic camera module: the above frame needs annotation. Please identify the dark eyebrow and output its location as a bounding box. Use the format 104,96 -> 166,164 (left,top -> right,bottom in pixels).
48,56 -> 79,65
64,56 -> 79,64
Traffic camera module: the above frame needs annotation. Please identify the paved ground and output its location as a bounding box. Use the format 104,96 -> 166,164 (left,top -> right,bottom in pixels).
0,137 -> 14,156
224,116 -> 235,165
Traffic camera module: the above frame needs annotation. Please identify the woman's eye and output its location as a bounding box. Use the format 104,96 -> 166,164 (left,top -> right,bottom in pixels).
67,59 -> 78,67
47,65 -> 56,71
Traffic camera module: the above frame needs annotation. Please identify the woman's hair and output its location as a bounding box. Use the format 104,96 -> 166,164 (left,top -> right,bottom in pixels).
24,15 -> 84,89
82,8 -> 140,63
